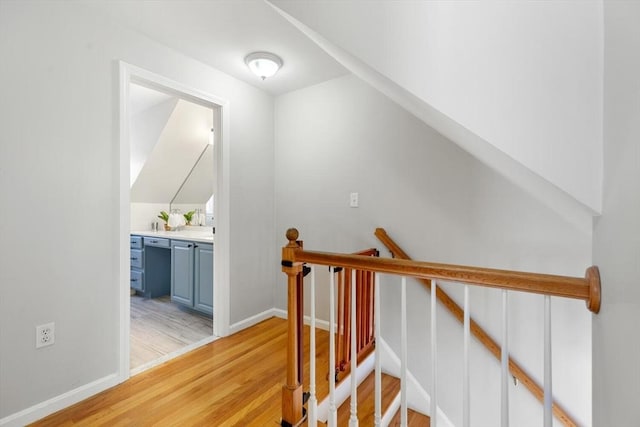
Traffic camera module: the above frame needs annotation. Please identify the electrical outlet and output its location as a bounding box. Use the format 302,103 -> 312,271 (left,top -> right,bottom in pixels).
36,322 -> 55,348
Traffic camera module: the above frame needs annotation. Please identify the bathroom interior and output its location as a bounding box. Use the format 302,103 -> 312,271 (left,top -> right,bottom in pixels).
128,82 -> 218,372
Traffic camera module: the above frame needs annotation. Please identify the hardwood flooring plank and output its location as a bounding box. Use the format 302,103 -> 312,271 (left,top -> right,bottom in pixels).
31,317 -> 428,426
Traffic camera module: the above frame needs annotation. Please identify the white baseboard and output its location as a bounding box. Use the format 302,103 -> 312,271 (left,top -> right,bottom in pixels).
272,308 -> 331,331
0,373 -> 120,427
378,337 -> 455,427
229,308 -> 279,334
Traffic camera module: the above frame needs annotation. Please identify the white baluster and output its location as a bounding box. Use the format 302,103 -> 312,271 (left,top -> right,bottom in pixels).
349,270 -> 359,427
431,279 -> 437,427
328,268 -> 337,427
374,273 -> 382,427
308,266 -> 317,426
501,290 -> 509,427
544,295 -> 552,427
401,276 -> 408,426
463,285 -> 470,427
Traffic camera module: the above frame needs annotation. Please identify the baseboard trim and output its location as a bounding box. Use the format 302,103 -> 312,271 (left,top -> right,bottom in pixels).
229,308 -> 278,334
0,373 -> 120,427
272,308 -> 331,331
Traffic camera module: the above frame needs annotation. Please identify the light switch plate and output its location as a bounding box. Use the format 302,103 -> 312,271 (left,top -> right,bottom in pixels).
350,192 -> 359,208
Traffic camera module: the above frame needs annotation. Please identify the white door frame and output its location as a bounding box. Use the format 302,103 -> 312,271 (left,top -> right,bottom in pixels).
118,61 -> 231,382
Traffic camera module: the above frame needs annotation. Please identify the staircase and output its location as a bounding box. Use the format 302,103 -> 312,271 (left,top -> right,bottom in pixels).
281,228 -> 600,427
333,373 -> 430,426
299,324 -> 430,425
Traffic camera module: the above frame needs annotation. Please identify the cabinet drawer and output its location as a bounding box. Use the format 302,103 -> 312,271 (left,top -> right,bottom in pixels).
130,235 -> 143,249
144,237 -> 170,248
130,270 -> 144,291
130,249 -> 143,269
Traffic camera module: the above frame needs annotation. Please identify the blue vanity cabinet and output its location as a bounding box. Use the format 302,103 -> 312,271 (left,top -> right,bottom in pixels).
143,237 -> 171,298
130,235 -> 171,298
130,236 -> 144,292
170,239 -> 213,315
194,243 -> 214,315
171,240 -> 194,307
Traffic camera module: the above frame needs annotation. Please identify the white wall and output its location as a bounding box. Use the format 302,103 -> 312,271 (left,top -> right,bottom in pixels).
593,1 -> 640,424
274,75 -> 592,426
0,1 -> 275,421
272,0 -> 603,213
130,202 -> 170,232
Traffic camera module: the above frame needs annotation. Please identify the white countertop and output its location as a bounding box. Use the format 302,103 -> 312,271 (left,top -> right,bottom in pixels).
131,229 -> 214,244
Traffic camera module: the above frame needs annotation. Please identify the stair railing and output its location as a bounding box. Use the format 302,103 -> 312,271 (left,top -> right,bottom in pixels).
280,228 -> 600,427
335,248 -> 379,380
374,228 -> 589,426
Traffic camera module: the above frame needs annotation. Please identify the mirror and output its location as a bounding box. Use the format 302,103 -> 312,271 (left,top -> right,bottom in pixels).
170,142 -> 215,224
170,106 -> 220,225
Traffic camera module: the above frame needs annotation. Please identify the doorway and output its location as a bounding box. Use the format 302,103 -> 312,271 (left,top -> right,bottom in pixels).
118,62 -> 230,380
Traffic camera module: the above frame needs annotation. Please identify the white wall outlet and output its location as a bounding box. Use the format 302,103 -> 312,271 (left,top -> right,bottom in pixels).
36,322 -> 55,348
350,192 -> 359,208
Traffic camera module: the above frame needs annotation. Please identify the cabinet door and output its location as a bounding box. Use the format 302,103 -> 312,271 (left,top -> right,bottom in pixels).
130,270 -> 144,291
171,241 -> 194,306
130,249 -> 143,269
194,244 -> 214,315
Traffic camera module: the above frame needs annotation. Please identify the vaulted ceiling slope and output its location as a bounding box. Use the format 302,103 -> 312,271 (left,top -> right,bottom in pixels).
270,0 -> 603,225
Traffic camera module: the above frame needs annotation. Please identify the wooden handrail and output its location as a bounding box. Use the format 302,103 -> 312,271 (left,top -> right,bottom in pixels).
283,229 -> 600,312
374,228 -> 590,426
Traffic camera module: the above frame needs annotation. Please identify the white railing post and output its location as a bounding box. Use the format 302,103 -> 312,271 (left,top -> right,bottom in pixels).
401,276 -> 408,425
501,290 -> 509,427
308,266 -> 318,426
349,270 -> 359,427
374,272 -> 382,427
328,268 -> 337,427
463,285 -> 470,427
431,279 -> 437,427
544,295 -> 552,427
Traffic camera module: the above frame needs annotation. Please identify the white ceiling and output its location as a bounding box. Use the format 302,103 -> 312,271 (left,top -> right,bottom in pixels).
84,0 -> 348,95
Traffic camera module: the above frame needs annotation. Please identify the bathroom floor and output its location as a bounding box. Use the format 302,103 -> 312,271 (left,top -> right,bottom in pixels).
130,295 -> 213,370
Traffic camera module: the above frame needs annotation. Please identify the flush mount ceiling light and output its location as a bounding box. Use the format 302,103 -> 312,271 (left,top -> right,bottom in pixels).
244,52 -> 283,80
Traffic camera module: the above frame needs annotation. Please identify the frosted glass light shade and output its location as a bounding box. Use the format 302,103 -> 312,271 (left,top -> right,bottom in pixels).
245,52 -> 283,80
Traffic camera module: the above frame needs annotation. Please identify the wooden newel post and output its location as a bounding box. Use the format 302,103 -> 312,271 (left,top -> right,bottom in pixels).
281,228 -> 304,426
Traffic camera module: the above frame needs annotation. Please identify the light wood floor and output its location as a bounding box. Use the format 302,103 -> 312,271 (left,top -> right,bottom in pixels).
130,295 -> 213,370
31,317 -> 428,426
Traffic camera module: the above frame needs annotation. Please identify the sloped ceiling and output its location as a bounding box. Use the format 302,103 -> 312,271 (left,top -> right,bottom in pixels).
131,99 -> 213,203
269,0 -> 603,225
130,84 -> 178,185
